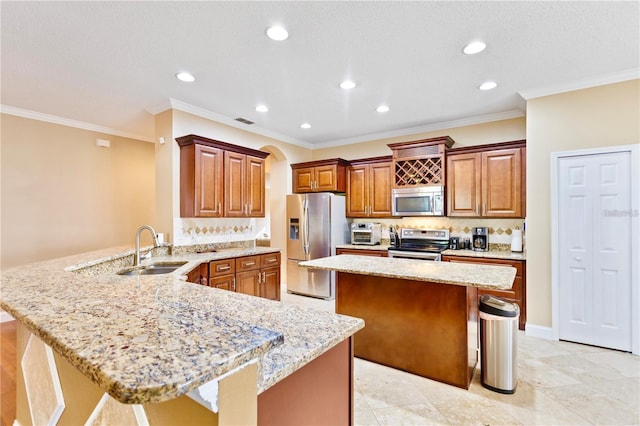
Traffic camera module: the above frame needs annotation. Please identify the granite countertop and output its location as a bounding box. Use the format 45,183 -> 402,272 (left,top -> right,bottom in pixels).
441,248 -> 527,261
300,254 -> 516,290
0,245 -> 363,404
335,244 -> 526,261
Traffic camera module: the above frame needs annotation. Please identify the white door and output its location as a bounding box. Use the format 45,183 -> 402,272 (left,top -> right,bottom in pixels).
558,151 -> 632,351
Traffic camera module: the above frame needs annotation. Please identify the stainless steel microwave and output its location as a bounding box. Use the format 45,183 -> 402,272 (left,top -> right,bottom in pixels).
392,186 -> 444,216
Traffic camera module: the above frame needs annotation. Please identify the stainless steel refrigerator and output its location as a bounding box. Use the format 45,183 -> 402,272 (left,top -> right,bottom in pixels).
286,193 -> 348,299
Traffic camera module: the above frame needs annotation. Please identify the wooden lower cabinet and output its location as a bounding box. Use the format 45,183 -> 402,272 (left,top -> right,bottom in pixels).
188,252 -> 281,301
336,248 -> 388,257
210,274 -> 235,291
187,263 -> 209,286
235,253 -> 281,300
442,255 -> 526,330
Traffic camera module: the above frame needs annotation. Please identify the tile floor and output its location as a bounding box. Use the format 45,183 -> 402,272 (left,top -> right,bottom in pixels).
280,286 -> 640,425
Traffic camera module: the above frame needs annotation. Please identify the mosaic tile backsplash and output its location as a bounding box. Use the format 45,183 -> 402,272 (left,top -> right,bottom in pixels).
355,217 -> 526,247
173,217 -> 269,246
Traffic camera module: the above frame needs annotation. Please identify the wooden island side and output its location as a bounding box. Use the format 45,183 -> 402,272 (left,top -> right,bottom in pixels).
300,255 -> 517,390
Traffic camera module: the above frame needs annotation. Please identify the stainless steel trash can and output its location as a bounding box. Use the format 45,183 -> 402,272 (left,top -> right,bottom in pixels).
479,295 -> 519,394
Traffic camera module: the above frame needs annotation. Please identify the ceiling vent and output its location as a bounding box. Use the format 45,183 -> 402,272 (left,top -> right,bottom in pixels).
235,117 -> 254,125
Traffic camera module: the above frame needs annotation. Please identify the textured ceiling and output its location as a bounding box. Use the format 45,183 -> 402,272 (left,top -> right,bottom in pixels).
1,1 -> 638,147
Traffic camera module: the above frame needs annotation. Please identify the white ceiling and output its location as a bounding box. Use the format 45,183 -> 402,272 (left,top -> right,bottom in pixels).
1,1 -> 638,148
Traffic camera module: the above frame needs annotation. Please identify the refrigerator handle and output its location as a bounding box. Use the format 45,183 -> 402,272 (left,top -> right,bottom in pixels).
302,199 -> 310,255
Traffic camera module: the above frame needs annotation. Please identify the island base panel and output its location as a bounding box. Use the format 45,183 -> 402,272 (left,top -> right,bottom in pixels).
336,272 -> 478,389
258,337 -> 353,426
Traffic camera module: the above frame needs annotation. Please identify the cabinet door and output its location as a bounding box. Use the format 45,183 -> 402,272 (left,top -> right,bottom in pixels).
246,156 -> 266,217
187,263 -> 209,285
447,153 -> 481,217
293,167 -> 314,193
369,162 -> 392,217
346,165 -> 368,217
260,267 -> 281,301
482,148 -> 522,217
315,165 -> 339,192
210,274 -> 235,292
236,270 -> 259,296
224,151 -> 247,217
180,144 -> 224,217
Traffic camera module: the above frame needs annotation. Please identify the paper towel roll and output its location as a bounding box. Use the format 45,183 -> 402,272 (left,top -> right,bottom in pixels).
511,229 -> 523,252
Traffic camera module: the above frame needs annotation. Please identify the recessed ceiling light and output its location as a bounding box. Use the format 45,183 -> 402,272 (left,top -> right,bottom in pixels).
340,80 -> 356,90
463,41 -> 486,55
255,105 -> 269,112
376,105 -> 390,113
266,25 -> 289,41
478,81 -> 497,91
300,123 -> 311,129
176,72 -> 195,82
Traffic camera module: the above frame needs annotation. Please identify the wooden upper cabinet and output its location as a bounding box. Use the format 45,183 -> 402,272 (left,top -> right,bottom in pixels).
291,159 -> 349,193
225,152 -> 265,217
482,148 -> 522,217
179,143 -> 224,217
446,152 -> 481,217
446,141 -> 525,218
176,134 -> 269,218
346,156 -> 392,218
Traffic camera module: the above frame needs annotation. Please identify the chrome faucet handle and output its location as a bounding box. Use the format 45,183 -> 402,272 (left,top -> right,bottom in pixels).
140,249 -> 153,261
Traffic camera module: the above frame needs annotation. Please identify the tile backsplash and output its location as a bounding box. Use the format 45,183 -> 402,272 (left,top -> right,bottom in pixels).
354,217 -> 525,246
173,217 -> 269,246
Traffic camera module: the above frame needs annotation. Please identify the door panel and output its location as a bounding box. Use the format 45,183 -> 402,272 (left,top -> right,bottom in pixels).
286,259 -> 332,299
247,156 -> 265,216
558,152 -> 631,351
346,166 -> 367,217
287,195 -> 305,261
224,151 -> 246,217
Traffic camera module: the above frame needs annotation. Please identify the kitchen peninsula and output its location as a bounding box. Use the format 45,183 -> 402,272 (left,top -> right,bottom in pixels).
300,254 -> 516,389
0,246 -> 364,425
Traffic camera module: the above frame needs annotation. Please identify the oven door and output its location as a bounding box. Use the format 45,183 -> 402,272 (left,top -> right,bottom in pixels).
387,250 -> 441,261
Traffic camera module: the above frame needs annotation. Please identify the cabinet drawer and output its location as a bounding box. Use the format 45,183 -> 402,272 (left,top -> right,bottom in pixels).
210,259 -> 236,276
236,255 -> 261,272
336,248 -> 388,257
261,252 -> 281,268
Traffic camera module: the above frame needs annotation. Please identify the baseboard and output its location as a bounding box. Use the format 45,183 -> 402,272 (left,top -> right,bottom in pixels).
525,323 -> 555,340
1,311 -> 15,323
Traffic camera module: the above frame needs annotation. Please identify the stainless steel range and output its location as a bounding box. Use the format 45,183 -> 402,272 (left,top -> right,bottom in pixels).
387,228 -> 450,261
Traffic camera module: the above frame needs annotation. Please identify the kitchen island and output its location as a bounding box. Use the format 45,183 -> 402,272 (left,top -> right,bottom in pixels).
300,254 -> 516,389
0,246 -> 364,425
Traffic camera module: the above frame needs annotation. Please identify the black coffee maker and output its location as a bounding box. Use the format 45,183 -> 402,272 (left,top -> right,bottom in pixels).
472,227 -> 489,251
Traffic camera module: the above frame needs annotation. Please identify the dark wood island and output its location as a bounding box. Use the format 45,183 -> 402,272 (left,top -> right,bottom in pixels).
300,255 -> 516,389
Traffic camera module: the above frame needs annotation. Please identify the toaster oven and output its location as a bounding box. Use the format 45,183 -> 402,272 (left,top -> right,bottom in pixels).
350,223 -> 382,245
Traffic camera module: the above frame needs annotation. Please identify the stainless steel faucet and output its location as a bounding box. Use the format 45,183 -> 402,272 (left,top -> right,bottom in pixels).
134,225 -> 160,266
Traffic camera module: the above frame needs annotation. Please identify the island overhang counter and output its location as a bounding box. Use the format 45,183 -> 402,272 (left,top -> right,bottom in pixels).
299,254 -> 517,389
1,246 -> 364,425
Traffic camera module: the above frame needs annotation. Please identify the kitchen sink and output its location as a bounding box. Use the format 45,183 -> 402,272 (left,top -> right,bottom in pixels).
117,261 -> 188,276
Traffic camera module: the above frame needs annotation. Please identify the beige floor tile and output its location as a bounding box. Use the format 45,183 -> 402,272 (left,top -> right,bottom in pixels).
542,383 -> 640,425
355,408 -> 380,426
517,358 -> 582,388
537,353 -> 626,383
578,350 -> 640,378
583,377 -> 640,409
431,394 -> 522,425
371,403 -> 449,426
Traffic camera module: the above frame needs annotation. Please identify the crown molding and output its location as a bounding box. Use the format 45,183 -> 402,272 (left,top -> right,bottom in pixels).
518,68 -> 640,100
313,110 -> 526,149
147,98 -> 314,149
0,105 -> 154,142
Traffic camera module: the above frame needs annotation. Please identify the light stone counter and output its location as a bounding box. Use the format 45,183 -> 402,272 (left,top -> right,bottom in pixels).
0,245 -> 363,405
300,254 -> 516,290
442,248 -> 526,261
